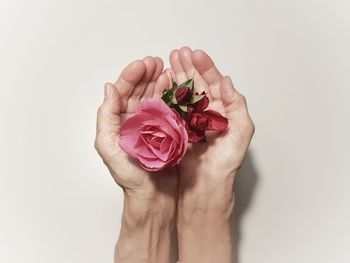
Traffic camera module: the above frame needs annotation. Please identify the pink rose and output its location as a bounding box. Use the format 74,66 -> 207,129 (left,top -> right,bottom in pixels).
119,97 -> 188,171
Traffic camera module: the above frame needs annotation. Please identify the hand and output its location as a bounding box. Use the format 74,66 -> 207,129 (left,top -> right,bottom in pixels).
168,47 -> 255,262
95,57 -> 177,262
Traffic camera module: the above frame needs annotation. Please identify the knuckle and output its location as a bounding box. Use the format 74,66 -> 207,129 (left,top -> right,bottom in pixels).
94,136 -> 101,153
245,118 -> 255,135
94,134 -> 107,155
94,133 -> 113,158
250,120 -> 256,135
97,105 -> 105,116
233,93 -> 246,105
238,94 -> 247,103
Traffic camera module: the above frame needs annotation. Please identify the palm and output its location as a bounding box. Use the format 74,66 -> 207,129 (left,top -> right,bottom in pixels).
95,57 -> 178,192
168,48 -> 254,184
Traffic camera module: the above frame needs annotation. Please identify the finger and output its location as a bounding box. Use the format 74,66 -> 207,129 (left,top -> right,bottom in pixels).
164,68 -> 177,89
221,77 -> 254,136
153,72 -> 170,97
192,49 -> 223,87
169,49 -> 188,84
179,46 -> 213,101
141,56 -> 164,100
115,60 -> 146,112
126,56 -> 156,113
96,83 -> 122,137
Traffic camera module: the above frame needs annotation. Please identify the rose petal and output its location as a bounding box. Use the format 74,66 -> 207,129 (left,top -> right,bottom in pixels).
137,154 -> 167,171
187,129 -> 205,143
202,110 -> 228,131
164,140 -> 178,164
140,126 -> 159,134
149,136 -> 162,148
134,135 -> 157,159
164,113 -> 184,142
152,131 -> 166,137
138,133 -> 170,162
160,136 -> 172,153
142,119 -> 180,144
138,97 -> 173,115
119,113 -> 152,158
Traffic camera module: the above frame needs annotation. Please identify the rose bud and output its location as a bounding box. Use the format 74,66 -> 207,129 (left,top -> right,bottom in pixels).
185,110 -> 228,143
175,86 -> 192,104
189,112 -> 210,131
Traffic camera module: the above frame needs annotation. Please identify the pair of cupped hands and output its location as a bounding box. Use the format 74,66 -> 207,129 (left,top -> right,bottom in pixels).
94,47 -> 254,248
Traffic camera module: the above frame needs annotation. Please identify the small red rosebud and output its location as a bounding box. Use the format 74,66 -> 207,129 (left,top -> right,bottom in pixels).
175,87 -> 192,104
185,109 -> 228,143
189,112 -> 210,131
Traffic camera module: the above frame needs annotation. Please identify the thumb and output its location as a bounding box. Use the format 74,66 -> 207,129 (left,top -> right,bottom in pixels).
96,83 -> 122,137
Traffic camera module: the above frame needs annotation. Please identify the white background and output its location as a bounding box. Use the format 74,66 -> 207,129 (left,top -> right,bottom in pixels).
1,0 -> 350,262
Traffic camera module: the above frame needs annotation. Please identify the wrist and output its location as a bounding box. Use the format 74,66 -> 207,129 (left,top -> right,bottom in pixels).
177,199 -> 234,263
178,170 -> 236,220
124,187 -> 177,222
115,192 -> 176,263
177,170 -> 235,260
178,195 -> 234,229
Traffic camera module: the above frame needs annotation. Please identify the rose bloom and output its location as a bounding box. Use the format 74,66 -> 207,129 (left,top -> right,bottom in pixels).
119,97 -> 188,171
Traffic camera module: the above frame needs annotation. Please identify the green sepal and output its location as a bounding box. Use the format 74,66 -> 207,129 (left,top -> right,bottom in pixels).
179,78 -> 194,91
178,104 -> 188,112
190,94 -> 205,104
161,89 -> 173,106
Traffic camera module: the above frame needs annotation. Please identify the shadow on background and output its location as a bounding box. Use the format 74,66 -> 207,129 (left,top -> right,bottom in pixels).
231,151 -> 259,263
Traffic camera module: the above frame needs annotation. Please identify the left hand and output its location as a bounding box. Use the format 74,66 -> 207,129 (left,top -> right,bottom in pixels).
95,56 -> 178,262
